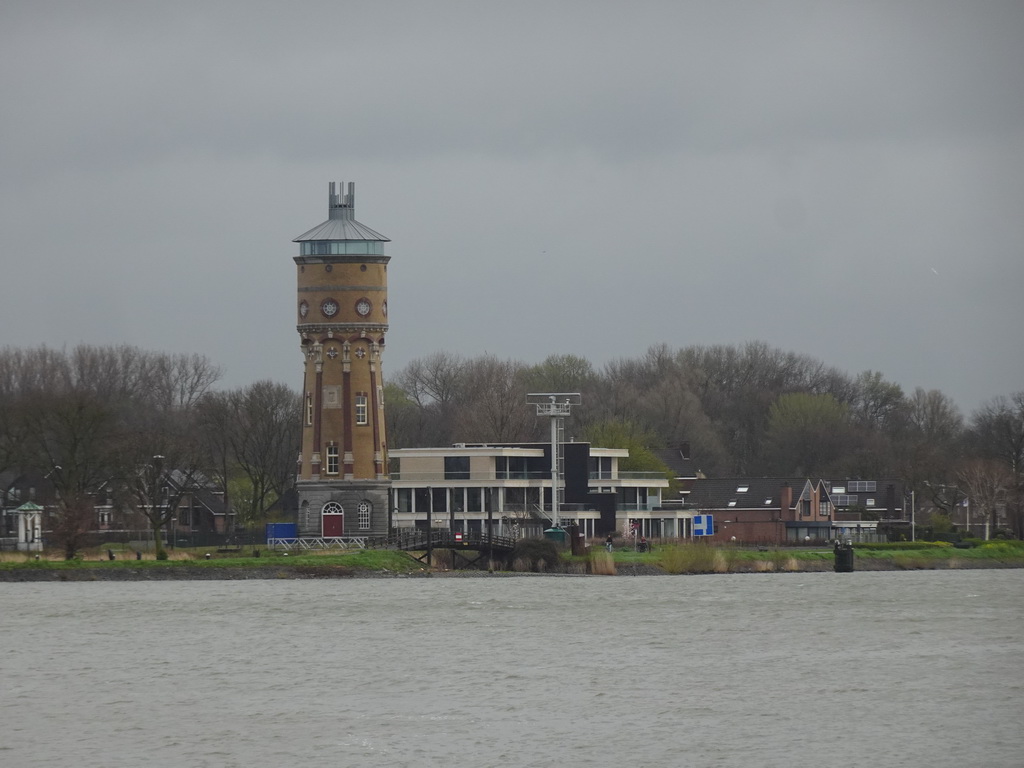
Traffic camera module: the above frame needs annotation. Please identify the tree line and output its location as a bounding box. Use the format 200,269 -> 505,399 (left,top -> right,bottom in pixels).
0,345 -> 299,558
3,341 -> 1021,555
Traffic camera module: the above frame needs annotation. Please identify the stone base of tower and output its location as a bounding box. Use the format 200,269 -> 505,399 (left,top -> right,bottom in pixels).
296,479 -> 392,539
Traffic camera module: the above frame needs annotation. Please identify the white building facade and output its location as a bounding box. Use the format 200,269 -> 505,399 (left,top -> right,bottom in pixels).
390,443 -> 690,540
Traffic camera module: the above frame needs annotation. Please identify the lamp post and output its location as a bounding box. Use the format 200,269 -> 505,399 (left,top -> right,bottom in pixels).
911,490 -> 916,542
152,455 -> 166,555
426,485 -> 433,567
486,488 -> 494,566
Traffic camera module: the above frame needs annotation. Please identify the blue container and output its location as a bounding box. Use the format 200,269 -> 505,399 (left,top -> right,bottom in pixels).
266,523 -> 297,542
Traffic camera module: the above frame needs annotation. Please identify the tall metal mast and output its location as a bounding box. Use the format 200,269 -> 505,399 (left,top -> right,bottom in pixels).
527,392 -> 581,529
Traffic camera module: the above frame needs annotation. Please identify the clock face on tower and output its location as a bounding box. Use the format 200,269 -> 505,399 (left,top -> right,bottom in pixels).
355,299 -> 372,317
382,300 -> 388,317
321,299 -> 339,318
299,300 -> 309,318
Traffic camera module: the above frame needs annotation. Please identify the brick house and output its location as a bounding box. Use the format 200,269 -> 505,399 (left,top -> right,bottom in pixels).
686,477 -> 834,544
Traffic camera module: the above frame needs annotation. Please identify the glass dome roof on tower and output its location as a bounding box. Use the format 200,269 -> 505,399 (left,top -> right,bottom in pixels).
292,182 -> 390,242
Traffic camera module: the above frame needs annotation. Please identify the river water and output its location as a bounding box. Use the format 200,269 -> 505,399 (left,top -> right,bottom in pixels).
1,570 -> 1022,768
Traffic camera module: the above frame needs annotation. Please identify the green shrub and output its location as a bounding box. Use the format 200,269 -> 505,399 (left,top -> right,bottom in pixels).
852,541 -> 951,551
977,540 -> 1024,557
510,538 -> 561,572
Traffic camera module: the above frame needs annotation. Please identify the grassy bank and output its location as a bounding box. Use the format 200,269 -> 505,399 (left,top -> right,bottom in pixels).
0,547 -> 425,577
642,539 -> 1024,574
3,540 -> 1022,579
850,540 -> 1024,570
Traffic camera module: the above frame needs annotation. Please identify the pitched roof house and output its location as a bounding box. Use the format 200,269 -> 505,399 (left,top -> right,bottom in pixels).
654,442 -> 700,503
686,477 -> 833,544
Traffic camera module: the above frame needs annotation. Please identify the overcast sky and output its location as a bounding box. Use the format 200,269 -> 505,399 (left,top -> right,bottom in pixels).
2,1 -> 1021,414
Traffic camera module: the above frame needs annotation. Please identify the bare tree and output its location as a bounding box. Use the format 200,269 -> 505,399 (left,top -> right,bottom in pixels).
393,352 -> 469,446
113,351 -> 222,556
851,370 -> 907,430
585,346 -> 727,473
149,352 -> 224,410
0,345 -> 223,557
898,387 -> 965,499
764,392 -> 852,476
383,382 -> 424,449
120,454 -> 193,559
456,355 -> 535,442
119,409 -> 211,558
0,349 -> 26,476
588,360 -> 641,426
18,388 -> 123,559
48,491 -> 101,561
523,353 -> 596,394
201,381 -> 300,527
958,459 -> 1011,537
680,342 -> 853,453
397,351 -> 467,408
969,392 -> 1024,537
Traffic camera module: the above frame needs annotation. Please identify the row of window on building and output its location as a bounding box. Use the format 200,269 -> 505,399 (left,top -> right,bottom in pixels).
298,240 -> 386,255
433,455 -> 615,481
392,485 -> 650,514
306,393 -> 370,426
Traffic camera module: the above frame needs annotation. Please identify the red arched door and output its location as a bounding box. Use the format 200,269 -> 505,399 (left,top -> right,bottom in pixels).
322,502 -> 344,537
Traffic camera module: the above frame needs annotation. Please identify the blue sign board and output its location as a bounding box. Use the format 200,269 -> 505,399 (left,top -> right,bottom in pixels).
692,514 -> 714,537
266,522 -> 297,542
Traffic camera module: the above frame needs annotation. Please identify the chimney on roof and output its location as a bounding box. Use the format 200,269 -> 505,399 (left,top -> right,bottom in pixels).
328,182 -> 355,219
779,482 -> 793,517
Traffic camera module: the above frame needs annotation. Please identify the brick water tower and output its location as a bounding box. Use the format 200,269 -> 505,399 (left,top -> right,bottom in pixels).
292,182 -> 391,538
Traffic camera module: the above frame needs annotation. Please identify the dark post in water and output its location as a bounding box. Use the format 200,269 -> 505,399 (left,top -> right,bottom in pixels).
834,539 -> 855,572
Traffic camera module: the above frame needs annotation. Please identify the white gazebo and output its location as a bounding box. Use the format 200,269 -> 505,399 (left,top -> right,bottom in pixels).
13,502 -> 43,552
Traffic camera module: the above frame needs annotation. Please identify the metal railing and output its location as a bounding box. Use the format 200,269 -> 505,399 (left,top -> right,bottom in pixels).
386,529 -> 518,553
531,504 -> 554,524
391,471 -> 551,481
590,471 -> 669,481
266,537 -> 368,550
